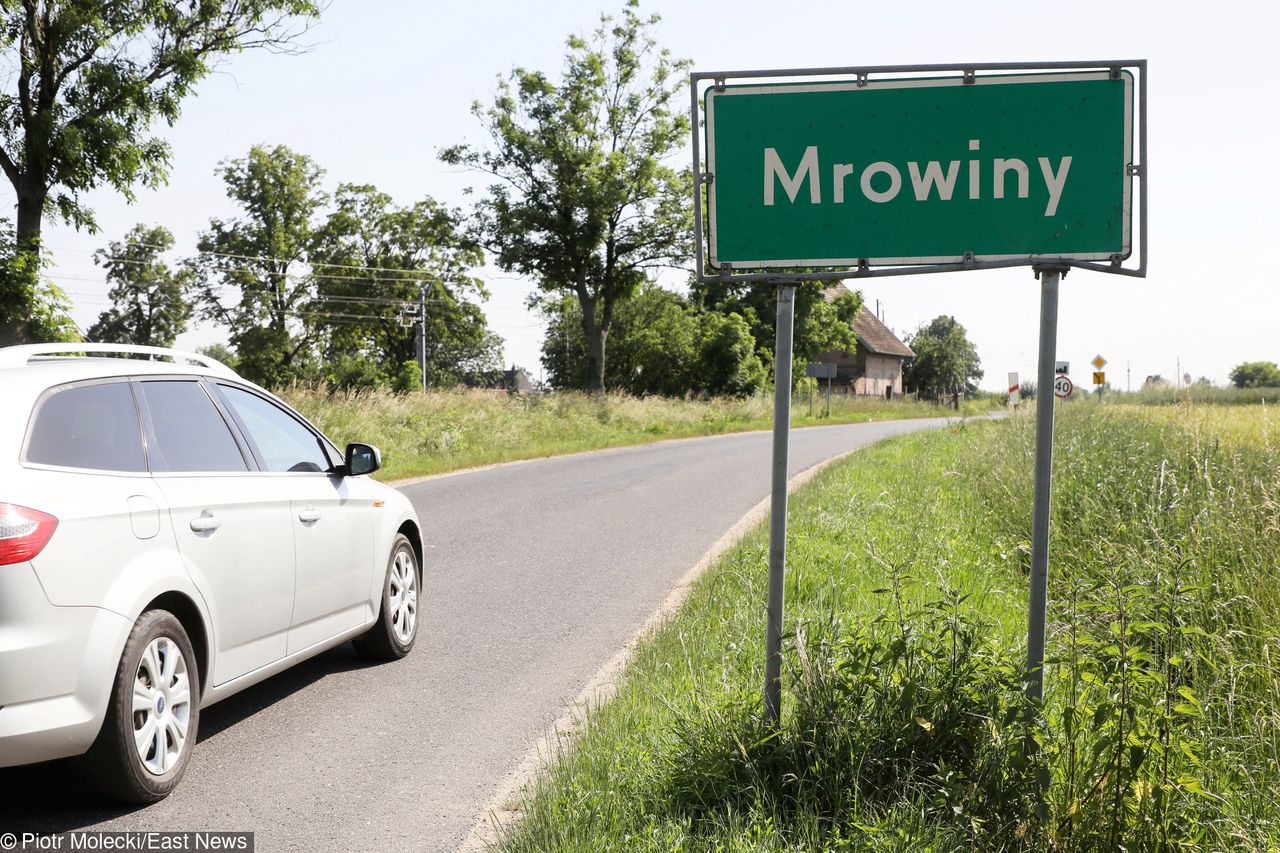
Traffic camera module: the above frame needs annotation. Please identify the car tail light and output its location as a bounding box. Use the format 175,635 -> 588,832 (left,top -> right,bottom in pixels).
0,503 -> 59,566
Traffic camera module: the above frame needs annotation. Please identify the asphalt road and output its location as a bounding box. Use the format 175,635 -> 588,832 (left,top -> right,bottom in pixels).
0,416 -> 962,851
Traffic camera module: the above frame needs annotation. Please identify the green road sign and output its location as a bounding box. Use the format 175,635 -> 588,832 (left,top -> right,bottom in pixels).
704,71 -> 1133,269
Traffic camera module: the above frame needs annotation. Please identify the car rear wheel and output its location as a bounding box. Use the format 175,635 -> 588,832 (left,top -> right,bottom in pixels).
87,609 -> 200,803
353,533 -> 419,661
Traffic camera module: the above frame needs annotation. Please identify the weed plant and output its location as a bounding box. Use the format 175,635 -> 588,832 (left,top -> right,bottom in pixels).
965,404 -> 1280,849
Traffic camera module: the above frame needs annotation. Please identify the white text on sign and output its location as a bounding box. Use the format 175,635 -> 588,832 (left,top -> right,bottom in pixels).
763,141 -> 1073,217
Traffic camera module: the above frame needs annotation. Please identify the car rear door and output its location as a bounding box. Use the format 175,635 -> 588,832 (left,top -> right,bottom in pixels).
16,378 -> 172,610
212,382 -> 376,656
136,378 -> 296,686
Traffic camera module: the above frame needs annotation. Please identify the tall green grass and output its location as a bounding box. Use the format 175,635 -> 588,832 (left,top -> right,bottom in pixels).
496,404 -> 1280,851
280,385 -> 990,481
1116,386 -> 1280,407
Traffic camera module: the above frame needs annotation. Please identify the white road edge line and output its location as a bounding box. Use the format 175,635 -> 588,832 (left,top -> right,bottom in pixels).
456,425 -> 942,852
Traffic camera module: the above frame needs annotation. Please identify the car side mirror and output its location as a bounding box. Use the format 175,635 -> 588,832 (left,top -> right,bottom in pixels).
344,443 -> 381,477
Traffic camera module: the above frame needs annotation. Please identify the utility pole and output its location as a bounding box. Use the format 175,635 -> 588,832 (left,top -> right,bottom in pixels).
418,282 -> 428,394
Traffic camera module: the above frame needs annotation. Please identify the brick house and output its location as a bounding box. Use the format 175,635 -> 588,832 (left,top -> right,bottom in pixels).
815,286 -> 915,398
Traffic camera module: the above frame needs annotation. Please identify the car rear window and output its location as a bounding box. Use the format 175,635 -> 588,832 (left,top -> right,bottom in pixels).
25,381 -> 147,472
139,381 -> 249,473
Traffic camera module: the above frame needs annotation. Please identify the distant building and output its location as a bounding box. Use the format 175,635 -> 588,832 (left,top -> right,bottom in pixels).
816,285 -> 915,398
463,366 -> 535,394
502,368 -> 535,395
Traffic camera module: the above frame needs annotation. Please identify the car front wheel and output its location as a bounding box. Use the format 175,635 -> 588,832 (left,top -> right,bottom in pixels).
87,609 -> 200,803
353,533 -> 419,661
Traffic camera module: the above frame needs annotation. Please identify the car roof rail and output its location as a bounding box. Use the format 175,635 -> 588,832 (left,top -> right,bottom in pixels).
0,343 -> 240,376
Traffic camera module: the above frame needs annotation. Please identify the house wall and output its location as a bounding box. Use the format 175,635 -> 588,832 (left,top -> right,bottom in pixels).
855,354 -> 905,397
813,350 -> 906,398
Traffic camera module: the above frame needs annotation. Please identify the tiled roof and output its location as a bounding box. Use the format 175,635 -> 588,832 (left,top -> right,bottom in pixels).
822,284 -> 915,358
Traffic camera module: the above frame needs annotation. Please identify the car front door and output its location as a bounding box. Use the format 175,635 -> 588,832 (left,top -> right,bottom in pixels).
213,383 -> 376,656
137,378 -> 297,686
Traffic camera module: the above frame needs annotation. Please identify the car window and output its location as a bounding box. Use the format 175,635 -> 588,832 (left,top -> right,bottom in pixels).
139,381 -> 249,473
25,381 -> 147,472
218,385 -> 332,474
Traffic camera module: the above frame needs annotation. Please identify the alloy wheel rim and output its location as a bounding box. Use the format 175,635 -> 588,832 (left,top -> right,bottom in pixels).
132,636 -> 192,776
388,549 -> 418,644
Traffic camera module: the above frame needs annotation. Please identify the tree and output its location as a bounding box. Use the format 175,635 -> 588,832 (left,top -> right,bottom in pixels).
697,311 -> 768,397
197,342 -> 236,370
692,280 -> 862,380
87,224 -> 192,346
1229,361 -> 1280,389
903,315 -> 983,399
442,1 -> 691,394
190,144 -> 326,387
0,0 -> 320,346
541,282 -> 765,397
308,184 -> 501,389
0,217 -> 77,340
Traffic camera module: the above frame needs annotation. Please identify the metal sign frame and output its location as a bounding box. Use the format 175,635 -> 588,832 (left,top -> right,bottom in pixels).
689,60 -> 1147,285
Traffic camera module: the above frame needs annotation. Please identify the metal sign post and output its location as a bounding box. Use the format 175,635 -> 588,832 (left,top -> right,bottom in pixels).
1026,266 -> 1065,712
764,285 -> 796,724
805,363 -> 836,419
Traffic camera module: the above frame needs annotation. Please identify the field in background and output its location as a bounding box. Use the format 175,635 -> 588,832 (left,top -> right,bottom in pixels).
281,386 -> 993,481
495,403 -> 1280,851
1111,386 -> 1280,406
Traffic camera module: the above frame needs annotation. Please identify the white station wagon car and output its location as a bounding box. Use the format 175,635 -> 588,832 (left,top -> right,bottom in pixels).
0,344 -> 422,802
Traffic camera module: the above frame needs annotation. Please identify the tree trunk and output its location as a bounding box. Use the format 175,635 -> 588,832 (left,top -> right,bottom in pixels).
0,185 -> 47,347
577,293 -> 608,395
586,325 -> 607,395
16,187 -> 44,249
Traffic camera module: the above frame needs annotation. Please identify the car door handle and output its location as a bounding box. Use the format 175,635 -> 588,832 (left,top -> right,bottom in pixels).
189,514 -> 222,533
298,507 -> 321,523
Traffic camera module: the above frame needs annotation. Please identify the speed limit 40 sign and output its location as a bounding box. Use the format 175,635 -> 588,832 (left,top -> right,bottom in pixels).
1054,375 -> 1074,398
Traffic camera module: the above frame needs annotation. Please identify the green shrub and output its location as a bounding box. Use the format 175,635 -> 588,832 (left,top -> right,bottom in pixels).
654,576 -> 1043,847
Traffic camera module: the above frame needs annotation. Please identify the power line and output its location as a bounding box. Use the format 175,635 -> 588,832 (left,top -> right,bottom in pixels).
47,241 -> 544,291
47,239 -> 468,280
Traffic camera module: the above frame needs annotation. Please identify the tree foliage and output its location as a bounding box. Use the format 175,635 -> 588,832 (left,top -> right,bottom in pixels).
0,0 -> 320,346
903,315 -> 983,398
196,342 -> 236,370
693,281 -> 862,378
87,224 -> 192,346
190,144 -> 326,387
541,282 -> 765,397
1228,360 -> 1280,389
442,0 -> 691,393
0,216 -> 76,341
309,184 -> 501,389
189,146 -> 500,391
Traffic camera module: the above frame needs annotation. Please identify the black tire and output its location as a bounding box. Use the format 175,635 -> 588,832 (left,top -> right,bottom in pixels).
353,533 -> 420,661
86,609 -> 201,804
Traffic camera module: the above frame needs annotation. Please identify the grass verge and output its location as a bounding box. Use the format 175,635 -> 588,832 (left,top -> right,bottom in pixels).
495,403 -> 1280,851
280,385 -> 993,481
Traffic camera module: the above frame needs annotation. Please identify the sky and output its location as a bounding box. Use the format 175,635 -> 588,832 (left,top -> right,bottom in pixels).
12,0 -> 1280,391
